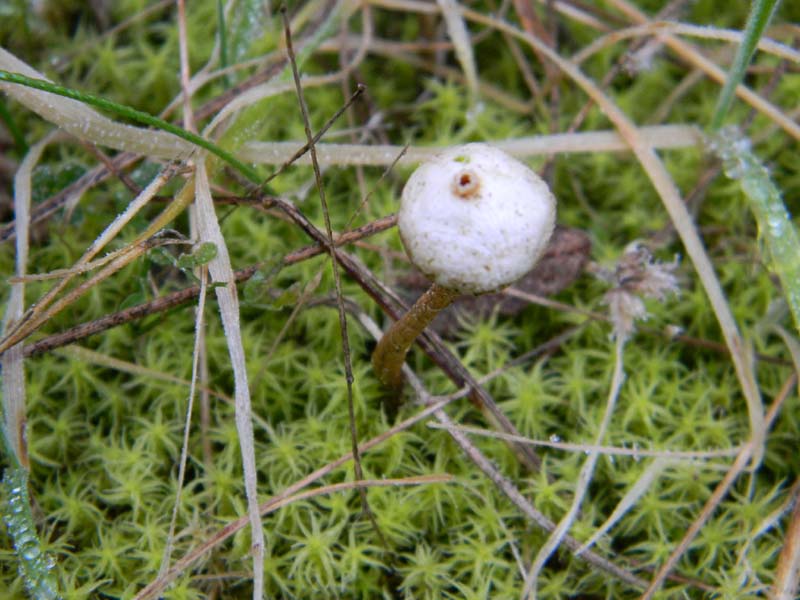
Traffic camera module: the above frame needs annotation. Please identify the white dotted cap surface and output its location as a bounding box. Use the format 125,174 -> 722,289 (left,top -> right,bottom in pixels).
398,143 -> 556,295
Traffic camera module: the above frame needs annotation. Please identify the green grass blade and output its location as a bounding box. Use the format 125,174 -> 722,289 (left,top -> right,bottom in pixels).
2,467 -> 61,599
709,0 -> 780,130
0,70 -> 262,183
710,128 -> 800,334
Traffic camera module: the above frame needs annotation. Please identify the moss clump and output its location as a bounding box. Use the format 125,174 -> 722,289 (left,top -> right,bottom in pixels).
1,1 -> 798,598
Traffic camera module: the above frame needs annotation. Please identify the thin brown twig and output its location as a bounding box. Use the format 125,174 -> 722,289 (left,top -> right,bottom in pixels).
281,6 -> 388,556
79,141 -> 143,196
21,213 -> 397,358
646,68 -> 705,124
343,146 -> 406,231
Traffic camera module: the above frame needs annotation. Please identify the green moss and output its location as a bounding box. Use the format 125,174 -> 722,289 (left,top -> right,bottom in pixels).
0,1 -> 797,598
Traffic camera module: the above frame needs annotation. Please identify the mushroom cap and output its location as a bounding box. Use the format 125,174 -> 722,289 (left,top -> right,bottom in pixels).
398,143 -> 556,295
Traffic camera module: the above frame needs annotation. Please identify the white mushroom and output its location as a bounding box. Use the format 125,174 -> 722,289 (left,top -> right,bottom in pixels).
372,143 -> 557,388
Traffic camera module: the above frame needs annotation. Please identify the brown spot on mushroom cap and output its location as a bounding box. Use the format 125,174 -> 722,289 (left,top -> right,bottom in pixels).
451,168 -> 480,198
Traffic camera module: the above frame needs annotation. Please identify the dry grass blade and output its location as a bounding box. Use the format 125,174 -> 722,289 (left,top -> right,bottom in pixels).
571,20 -> 800,65
56,344 -> 240,408
437,0 -> 479,101
577,457 -> 671,555
425,423 -> 741,459
0,48 -> 195,159
159,266 -> 208,576
239,124 -> 701,164
9,237 -> 188,283
192,163 -> 265,599
1,133 -> 54,468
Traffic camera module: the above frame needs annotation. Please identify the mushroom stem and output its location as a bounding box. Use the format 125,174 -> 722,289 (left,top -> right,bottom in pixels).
372,283 -> 460,388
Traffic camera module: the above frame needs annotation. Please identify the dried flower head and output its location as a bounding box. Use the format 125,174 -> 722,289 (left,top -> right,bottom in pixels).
593,241 -> 680,340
